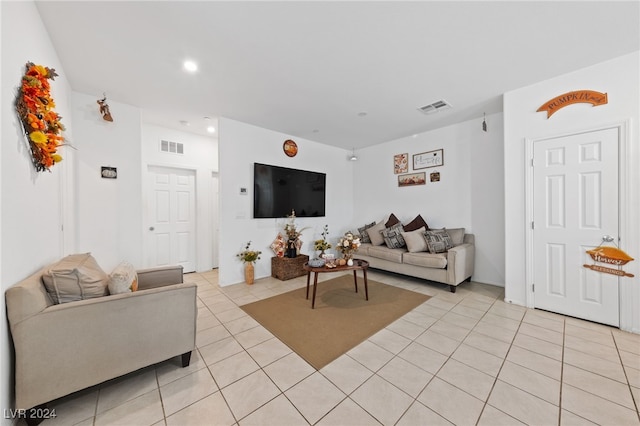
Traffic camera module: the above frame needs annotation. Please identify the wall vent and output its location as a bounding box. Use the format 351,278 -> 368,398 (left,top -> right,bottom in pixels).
160,140 -> 184,154
418,100 -> 452,115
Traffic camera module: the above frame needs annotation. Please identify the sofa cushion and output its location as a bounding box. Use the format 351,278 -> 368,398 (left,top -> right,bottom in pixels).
403,252 -> 448,269
385,213 -> 400,228
403,214 -> 429,232
446,228 -> 466,246
424,229 -> 454,253
108,261 -> 139,294
381,223 -> 406,249
42,253 -> 109,304
357,242 -> 372,256
401,227 -> 428,252
357,221 -> 377,244
367,246 -> 406,263
367,221 -> 386,246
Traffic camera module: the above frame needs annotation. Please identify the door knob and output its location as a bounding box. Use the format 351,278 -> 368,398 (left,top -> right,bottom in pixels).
602,235 -> 614,243
149,227 -> 155,231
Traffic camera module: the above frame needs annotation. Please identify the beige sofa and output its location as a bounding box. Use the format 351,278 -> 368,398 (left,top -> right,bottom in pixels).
356,233 -> 475,293
5,262 -> 197,418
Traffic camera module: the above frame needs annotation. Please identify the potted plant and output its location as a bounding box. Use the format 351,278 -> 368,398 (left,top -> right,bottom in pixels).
283,210 -> 309,258
313,224 -> 332,258
237,241 -> 261,284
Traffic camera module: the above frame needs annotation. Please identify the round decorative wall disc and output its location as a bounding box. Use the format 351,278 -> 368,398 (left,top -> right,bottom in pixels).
283,139 -> 298,157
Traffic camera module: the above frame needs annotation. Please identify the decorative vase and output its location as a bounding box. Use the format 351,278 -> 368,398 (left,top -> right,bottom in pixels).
286,239 -> 298,258
347,258 -> 354,266
244,263 -> 254,285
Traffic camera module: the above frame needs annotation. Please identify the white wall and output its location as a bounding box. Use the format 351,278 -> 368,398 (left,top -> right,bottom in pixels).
141,123 -> 218,271
0,1 -> 74,418
71,92 -> 143,271
504,51 -> 640,332
354,113 -> 506,286
218,118 -> 355,286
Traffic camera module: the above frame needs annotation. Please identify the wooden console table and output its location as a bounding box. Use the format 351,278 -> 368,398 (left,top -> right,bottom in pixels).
271,255 -> 309,280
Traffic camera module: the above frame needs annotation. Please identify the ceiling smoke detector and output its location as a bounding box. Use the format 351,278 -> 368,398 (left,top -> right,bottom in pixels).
418,100 -> 452,115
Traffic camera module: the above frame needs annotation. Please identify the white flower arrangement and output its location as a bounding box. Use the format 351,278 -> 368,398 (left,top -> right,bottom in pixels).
336,231 -> 361,258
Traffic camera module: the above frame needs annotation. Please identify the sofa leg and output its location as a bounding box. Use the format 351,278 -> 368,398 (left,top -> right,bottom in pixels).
181,351 -> 192,368
449,285 -> 457,293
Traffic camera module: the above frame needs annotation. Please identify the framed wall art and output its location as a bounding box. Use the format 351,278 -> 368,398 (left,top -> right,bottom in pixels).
413,149 -> 443,170
398,172 -> 426,187
393,153 -> 408,174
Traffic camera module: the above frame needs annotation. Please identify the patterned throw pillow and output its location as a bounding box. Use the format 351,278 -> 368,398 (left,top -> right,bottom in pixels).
108,261 -> 139,294
381,223 -> 406,249
424,229 -> 453,253
357,221 -> 376,244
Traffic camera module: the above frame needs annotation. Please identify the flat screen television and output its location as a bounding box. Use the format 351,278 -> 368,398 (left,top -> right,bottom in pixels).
253,163 -> 326,218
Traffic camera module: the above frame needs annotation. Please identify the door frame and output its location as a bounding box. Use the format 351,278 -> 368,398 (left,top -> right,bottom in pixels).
524,120 -> 632,328
143,163 -> 199,271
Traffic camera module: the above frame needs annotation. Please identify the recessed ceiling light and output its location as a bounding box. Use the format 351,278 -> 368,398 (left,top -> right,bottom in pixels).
179,120 -> 190,126
183,60 -> 198,72
357,112 -> 368,117
207,126 -> 216,133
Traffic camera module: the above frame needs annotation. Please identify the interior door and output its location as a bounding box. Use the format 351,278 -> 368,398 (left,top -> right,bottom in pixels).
147,166 -> 196,273
533,127 -> 619,326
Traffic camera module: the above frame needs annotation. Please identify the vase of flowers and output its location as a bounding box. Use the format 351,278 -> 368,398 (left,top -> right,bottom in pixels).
313,224 -> 331,258
336,231 -> 361,266
237,241 -> 261,285
284,210 -> 308,258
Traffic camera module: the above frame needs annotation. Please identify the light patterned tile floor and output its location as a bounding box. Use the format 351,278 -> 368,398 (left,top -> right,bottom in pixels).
29,269 -> 640,425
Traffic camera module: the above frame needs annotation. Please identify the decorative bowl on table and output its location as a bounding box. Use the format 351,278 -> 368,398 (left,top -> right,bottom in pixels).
308,258 -> 326,267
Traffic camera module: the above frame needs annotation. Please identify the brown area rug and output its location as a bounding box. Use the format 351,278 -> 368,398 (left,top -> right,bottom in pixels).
240,274 -> 430,370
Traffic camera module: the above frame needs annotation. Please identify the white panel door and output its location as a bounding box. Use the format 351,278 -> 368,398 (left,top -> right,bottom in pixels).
533,128 -> 619,326
147,166 -> 196,272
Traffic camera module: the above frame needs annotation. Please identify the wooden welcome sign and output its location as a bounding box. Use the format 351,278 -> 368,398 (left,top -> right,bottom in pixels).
537,90 -> 608,118
584,246 -> 635,278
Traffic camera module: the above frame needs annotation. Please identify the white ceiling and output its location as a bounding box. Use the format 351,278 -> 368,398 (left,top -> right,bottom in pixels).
35,1 -> 639,150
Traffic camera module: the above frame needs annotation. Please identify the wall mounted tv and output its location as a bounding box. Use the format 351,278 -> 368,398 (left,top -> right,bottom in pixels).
253,163 -> 326,218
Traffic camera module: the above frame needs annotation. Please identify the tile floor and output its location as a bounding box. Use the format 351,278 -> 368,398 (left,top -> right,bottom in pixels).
34,269 -> 639,425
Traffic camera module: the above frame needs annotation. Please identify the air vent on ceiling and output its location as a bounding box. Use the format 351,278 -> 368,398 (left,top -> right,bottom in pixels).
160,140 -> 184,154
418,99 -> 452,115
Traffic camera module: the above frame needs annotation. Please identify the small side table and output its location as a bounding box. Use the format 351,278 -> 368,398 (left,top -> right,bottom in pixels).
271,255 -> 309,280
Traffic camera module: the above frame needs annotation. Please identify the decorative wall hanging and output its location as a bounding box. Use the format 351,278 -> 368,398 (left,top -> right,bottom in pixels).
101,166 -> 117,179
398,172 -> 426,187
413,149 -> 443,170
283,139 -> 298,157
15,62 -> 66,172
97,94 -> 114,122
394,153 -> 408,174
430,172 -> 441,182
537,90 -> 608,118
583,237 -> 635,278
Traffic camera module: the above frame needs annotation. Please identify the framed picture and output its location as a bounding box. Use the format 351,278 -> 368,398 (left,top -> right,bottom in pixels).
398,172 -> 426,187
413,149 -> 444,170
393,153 -> 408,174
101,166 -> 117,179
430,171 -> 441,182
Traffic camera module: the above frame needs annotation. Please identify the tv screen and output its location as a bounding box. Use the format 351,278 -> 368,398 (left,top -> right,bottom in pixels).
253,163 -> 326,218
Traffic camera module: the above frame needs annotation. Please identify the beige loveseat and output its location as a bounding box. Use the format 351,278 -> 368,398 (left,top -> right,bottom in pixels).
5,260 -> 197,418
353,215 -> 475,292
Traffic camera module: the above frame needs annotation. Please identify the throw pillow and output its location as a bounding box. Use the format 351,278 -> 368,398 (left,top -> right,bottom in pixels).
42,253 -> 110,304
367,221 -> 386,246
403,214 -> 429,232
424,229 -> 454,254
357,221 -> 377,244
108,261 -> 139,294
385,213 -> 400,228
381,223 -> 406,249
446,228 -> 466,246
401,227 -> 428,252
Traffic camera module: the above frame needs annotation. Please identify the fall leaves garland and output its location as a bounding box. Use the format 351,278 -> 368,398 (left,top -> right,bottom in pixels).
15,62 -> 66,172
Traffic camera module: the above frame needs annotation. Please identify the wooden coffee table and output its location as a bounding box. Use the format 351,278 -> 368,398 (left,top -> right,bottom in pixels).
303,259 -> 369,309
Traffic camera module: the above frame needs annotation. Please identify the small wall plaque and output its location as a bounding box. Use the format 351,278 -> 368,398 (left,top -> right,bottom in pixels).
101,166 -> 117,179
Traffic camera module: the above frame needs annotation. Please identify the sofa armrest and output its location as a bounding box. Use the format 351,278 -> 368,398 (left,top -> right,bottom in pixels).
446,243 -> 475,285
137,265 -> 184,290
11,281 -> 197,410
